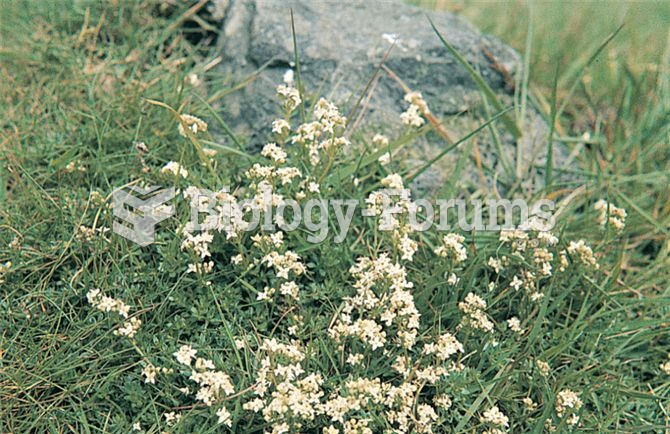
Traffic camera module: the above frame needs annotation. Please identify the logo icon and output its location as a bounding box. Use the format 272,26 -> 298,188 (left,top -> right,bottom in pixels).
112,185 -> 176,246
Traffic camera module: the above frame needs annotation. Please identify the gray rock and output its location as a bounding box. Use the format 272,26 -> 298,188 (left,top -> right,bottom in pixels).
217,0 -> 564,196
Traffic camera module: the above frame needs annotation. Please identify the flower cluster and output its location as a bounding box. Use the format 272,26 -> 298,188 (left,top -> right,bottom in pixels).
78,83 -> 630,433
480,405 -> 509,432
400,91 -> 429,127
261,142 -> 288,164
261,250 -> 306,280
291,97 -> 348,165
161,161 -> 189,178
86,289 -> 141,338
276,84 -> 301,112
65,159 -> 87,173
0,261 -> 11,284
660,355 -> 670,375
172,344 -> 235,426
423,332 -> 464,360
365,173 -> 419,260
87,288 -> 130,317
141,363 -> 172,384
536,359 -> 551,377
458,292 -> 494,332
242,339 -> 324,433
506,316 -> 523,334
565,240 -> 599,269
555,389 -> 583,427
177,113 -> 208,137
594,199 -> 626,231
330,253 -> 419,350
434,233 -> 468,264
495,228 -> 581,302
76,225 -> 110,242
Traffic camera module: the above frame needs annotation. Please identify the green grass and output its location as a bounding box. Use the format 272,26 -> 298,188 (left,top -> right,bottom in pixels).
1,1 -> 669,433
424,1 -> 670,96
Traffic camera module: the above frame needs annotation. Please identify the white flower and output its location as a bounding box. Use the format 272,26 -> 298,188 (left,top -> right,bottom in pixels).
279,281 -> 300,299
594,199 -> 626,231
261,142 -> 287,164
8,237 -> 21,250
174,345 -> 197,366
86,289 -> 131,318
555,389 -> 583,420
378,152 -> 391,165
313,98 -> 346,131
404,91 -> 430,114
434,394 -> 452,410
194,357 -> 216,371
372,133 -> 389,147
537,230 -> 559,246
187,260 -> 214,275
393,228 -> 418,261
261,251 -> 306,279
507,317 -> 523,333
283,69 -> 294,84
163,411 -> 181,425
272,119 -> 290,135
536,359 -> 550,376
243,398 -> 264,412
381,173 -> 404,190
113,317 -> 141,338
307,182 -> 320,193
458,292 -> 493,332
277,84 -> 301,112
400,103 -> 425,127
434,233 -> 467,263
142,364 -> 158,384
64,159 -> 86,173
481,405 -> 509,427
382,33 -> 400,45
488,257 -> 503,273
216,406 -> 232,426
324,425 -> 339,434
346,353 -> 364,366
185,73 -> 201,86
161,161 -> 188,178
566,240 -> 599,269
522,397 -> 538,411
510,275 -> 523,291
86,288 -> 101,305
178,114 -> 208,137
423,332 -> 464,360
447,273 -> 460,285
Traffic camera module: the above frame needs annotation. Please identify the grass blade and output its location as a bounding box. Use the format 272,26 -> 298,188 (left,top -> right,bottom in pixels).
519,1 -> 533,132
194,93 -> 244,151
556,23 -> 624,119
328,128 -> 428,183
407,106 -> 513,182
290,9 -> 306,123
429,19 -> 522,139
199,140 -> 254,159
545,63 -> 560,187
